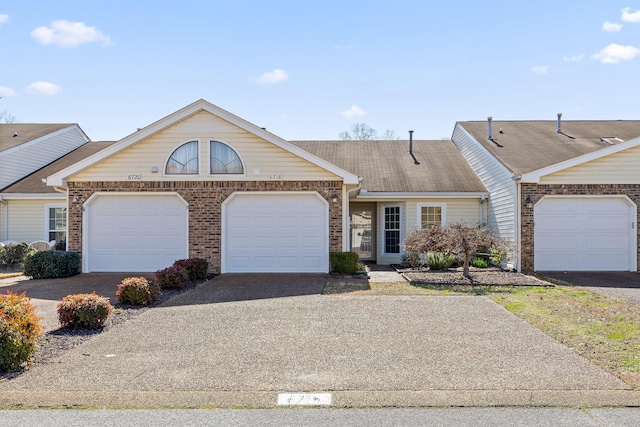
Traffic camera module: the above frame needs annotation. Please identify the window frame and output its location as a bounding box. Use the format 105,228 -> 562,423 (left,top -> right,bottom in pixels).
164,140 -> 201,176
416,202 -> 446,229
44,203 -> 67,250
382,204 -> 402,255
209,140 -> 246,177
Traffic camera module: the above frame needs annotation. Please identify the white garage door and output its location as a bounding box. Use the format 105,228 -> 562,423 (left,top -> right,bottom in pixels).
534,196 -> 635,271
85,194 -> 188,272
223,192 -> 328,273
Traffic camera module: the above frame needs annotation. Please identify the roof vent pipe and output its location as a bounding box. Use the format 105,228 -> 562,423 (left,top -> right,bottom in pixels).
409,130 -> 414,155
487,116 -> 493,140
557,113 -> 562,133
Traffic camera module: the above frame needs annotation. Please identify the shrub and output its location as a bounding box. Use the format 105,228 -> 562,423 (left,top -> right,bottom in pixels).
57,293 -> 113,330
329,252 -> 359,274
173,258 -> 208,281
116,276 -> 160,305
23,251 -> 80,279
471,257 -> 489,268
425,251 -> 455,270
401,251 -> 423,269
0,292 -> 43,372
154,265 -> 189,289
0,242 -> 34,266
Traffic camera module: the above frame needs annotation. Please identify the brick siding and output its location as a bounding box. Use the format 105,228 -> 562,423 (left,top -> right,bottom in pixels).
520,183 -> 640,272
68,180 -> 343,273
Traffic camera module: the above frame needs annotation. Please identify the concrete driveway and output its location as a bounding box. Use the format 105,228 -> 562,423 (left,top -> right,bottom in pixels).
538,271 -> 640,304
1,273 -> 637,408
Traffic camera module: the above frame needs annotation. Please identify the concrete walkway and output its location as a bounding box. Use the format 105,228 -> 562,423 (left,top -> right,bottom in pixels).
1,273 -> 638,408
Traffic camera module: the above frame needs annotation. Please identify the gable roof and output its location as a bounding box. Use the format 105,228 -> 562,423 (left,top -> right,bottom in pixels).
458,120 -> 640,175
291,140 -> 487,194
2,141 -> 115,194
46,99 -> 359,186
0,123 -> 81,153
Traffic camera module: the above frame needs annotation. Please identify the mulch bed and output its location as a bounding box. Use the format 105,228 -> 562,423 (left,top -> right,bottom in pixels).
396,266 -> 549,287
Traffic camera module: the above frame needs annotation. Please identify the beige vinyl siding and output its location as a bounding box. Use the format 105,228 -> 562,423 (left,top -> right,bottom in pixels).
540,145 -> 640,184
5,199 -> 61,243
0,203 -> 5,241
406,198 -> 482,230
71,111 -> 340,182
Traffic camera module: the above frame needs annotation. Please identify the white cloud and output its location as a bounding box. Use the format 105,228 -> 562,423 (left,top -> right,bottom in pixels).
532,65 -> 549,74
592,43 -> 640,64
622,7 -> 640,23
26,81 -> 62,95
255,69 -> 288,85
341,105 -> 366,118
0,86 -> 16,97
602,21 -> 623,32
31,20 -> 112,47
563,54 -> 585,62
0,14 -> 9,25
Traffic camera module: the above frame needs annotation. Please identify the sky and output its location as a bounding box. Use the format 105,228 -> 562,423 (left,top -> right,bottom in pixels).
1,1 -> 639,142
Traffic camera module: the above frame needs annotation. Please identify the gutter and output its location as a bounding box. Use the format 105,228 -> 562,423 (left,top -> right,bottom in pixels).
355,191 -> 489,200
342,178 -> 363,251
512,174 -> 522,272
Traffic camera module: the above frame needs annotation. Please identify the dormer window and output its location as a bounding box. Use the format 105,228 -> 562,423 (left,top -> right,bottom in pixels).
166,141 -> 199,175
210,141 -> 244,174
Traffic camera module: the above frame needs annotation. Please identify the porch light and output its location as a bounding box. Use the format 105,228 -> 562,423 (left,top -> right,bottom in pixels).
331,194 -> 339,203
525,196 -> 533,209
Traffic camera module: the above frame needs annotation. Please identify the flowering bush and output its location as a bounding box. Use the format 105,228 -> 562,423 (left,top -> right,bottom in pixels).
0,292 -> 43,372
57,293 -> 113,329
173,258 -> 208,281
116,276 -> 160,305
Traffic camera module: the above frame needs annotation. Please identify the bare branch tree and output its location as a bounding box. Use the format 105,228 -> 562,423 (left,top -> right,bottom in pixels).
380,129 -> 399,141
0,111 -> 18,123
339,123 -> 378,140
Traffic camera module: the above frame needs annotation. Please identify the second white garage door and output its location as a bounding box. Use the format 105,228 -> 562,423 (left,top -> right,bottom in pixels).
222,192 -> 329,273
534,196 -> 636,271
85,193 -> 188,272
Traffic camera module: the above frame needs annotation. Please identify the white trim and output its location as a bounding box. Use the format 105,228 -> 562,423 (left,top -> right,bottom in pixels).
0,125 -> 88,158
221,191 -> 330,273
416,202 -> 446,229
82,192 -> 189,273
0,193 -> 65,200
381,203 -> 402,256
47,99 -> 359,186
356,191 -> 489,200
533,195 -> 637,272
44,203 -> 67,250
163,139 -> 201,177
521,135 -> 640,183
209,139 -> 247,178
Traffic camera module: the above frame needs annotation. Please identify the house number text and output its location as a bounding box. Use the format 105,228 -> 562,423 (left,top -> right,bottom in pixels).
127,174 -> 143,181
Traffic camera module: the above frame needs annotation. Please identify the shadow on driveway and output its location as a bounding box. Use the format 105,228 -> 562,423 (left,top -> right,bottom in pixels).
538,271 -> 640,289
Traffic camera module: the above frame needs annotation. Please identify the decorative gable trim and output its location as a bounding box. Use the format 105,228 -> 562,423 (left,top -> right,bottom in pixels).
46,99 -> 359,186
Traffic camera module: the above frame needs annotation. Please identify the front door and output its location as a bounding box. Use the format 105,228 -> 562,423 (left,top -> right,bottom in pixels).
350,208 -> 373,260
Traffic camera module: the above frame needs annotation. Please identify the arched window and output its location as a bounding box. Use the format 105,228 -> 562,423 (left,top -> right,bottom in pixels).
166,141 -> 199,175
210,141 -> 244,174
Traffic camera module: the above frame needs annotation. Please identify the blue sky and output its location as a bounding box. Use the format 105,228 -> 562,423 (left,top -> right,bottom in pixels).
1,1 -> 639,141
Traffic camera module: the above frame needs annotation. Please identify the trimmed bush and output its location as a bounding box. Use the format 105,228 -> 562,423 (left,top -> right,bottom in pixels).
401,251 -> 422,269
23,251 -> 80,279
0,292 -> 43,372
173,258 -> 208,281
116,276 -> 160,305
154,265 -> 189,289
0,242 -> 34,266
329,252 -> 359,274
471,257 -> 489,268
57,293 -> 113,330
425,251 -> 455,271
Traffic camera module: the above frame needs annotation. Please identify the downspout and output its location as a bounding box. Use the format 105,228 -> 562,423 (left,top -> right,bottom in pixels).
0,196 -> 7,241
342,178 -> 363,252
479,195 -> 486,225
513,175 -> 522,272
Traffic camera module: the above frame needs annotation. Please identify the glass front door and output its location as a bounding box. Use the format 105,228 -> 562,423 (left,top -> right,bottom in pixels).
351,208 -> 373,260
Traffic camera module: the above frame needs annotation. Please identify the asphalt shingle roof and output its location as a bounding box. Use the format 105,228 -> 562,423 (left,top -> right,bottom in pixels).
0,123 -> 75,153
292,140 -> 487,193
458,120 -> 640,174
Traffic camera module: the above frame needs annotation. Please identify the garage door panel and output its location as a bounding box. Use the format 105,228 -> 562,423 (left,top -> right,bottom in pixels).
87,195 -> 188,272
224,193 -> 328,273
535,197 -> 633,271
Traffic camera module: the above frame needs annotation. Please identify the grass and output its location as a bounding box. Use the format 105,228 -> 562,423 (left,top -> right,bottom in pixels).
323,279 -> 640,388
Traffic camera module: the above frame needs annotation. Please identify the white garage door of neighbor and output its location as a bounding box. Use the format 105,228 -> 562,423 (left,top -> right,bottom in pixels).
86,194 -> 188,272
223,193 -> 328,273
534,197 -> 635,271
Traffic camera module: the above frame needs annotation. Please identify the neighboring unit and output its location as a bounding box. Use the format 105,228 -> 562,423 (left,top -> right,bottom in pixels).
454,116 -> 640,272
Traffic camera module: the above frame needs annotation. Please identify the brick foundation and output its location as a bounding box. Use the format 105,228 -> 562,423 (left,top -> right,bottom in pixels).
520,183 -> 640,272
68,180 -> 343,273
